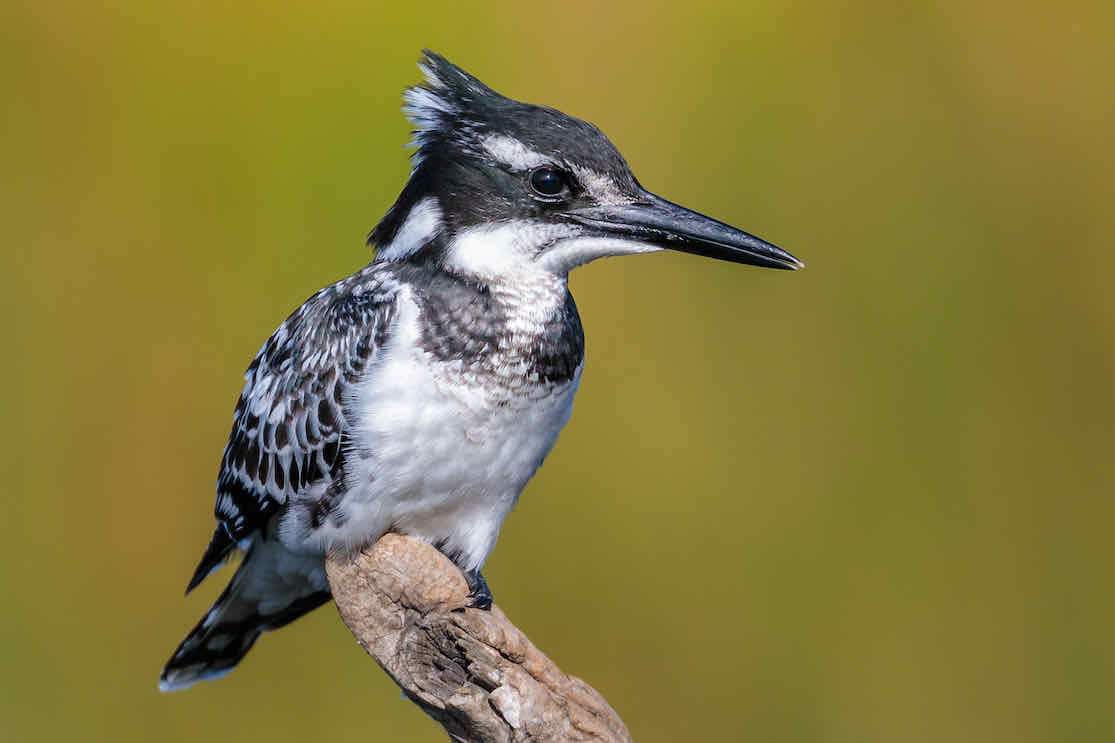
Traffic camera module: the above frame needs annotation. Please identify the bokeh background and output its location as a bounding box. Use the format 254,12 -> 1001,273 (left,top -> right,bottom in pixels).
4,1 -> 1114,741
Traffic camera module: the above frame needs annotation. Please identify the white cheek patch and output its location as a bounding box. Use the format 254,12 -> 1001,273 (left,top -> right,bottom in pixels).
375,197 -> 443,261
537,236 -> 661,273
481,134 -> 552,172
445,221 -> 578,278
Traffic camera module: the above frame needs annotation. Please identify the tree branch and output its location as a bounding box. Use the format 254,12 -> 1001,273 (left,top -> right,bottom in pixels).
326,535 -> 632,743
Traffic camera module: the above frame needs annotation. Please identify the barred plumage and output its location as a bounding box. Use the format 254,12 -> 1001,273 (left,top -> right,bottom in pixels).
187,266 -> 400,591
161,49 -> 798,692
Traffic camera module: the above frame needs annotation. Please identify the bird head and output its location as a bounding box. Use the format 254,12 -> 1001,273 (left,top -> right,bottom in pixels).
370,51 -> 802,280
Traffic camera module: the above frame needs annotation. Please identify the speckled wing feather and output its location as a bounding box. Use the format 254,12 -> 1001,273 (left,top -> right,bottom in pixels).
187,265 -> 398,592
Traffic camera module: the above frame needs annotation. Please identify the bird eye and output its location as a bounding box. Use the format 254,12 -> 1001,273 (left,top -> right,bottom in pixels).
528,167 -> 569,199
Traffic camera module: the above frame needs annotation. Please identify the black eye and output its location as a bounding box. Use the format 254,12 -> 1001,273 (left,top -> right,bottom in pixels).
528,167 -> 568,199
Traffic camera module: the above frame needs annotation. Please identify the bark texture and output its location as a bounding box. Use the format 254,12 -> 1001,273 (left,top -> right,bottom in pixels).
326,535 -> 632,743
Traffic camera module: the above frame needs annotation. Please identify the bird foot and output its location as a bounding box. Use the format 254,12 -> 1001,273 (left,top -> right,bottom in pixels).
463,569 -> 493,610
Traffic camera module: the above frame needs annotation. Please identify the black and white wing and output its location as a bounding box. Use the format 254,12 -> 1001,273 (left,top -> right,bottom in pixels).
186,265 -> 399,592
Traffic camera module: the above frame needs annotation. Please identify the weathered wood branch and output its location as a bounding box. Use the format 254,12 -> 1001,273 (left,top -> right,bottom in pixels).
326,535 -> 632,743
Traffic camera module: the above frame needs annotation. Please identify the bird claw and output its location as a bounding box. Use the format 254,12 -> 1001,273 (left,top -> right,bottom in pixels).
464,568 -> 493,611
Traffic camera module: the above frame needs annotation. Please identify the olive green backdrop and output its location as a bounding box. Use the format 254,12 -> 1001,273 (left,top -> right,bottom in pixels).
4,1 -> 1113,741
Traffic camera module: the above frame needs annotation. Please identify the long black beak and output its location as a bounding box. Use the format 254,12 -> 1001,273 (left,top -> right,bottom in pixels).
564,192 -> 803,270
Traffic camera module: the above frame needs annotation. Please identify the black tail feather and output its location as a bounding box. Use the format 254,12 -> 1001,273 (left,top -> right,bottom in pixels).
161,541 -> 330,692
185,524 -> 236,595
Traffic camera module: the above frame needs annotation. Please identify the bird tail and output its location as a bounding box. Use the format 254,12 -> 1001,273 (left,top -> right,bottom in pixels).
159,539 -> 330,692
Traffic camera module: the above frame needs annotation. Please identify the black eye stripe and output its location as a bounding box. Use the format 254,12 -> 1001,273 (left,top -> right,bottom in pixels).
528,167 -> 569,199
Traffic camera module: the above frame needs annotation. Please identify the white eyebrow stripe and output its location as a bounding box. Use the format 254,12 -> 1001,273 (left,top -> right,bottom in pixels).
481,133 -> 552,171
375,197 -> 443,261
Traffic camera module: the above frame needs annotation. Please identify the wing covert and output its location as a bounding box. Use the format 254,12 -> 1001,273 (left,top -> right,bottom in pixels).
213,266 -> 399,543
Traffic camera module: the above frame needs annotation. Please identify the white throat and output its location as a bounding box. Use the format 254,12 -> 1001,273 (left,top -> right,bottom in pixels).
443,220 -> 660,279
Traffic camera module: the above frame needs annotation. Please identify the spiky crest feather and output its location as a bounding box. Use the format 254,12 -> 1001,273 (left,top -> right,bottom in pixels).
402,50 -> 502,169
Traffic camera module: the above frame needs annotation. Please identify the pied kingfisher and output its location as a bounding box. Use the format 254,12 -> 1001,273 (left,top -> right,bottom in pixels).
160,50 -> 802,692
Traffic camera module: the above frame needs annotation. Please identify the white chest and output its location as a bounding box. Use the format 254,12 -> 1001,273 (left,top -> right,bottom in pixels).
333,292 -> 581,567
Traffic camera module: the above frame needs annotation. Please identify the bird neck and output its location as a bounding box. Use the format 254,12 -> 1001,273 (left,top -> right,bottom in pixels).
396,263 -> 584,388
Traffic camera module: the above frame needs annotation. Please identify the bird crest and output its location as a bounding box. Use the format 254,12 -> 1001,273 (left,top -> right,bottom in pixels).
403,51 -> 502,167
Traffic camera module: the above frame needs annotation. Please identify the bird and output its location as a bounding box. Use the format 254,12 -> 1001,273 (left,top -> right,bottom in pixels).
159,50 -> 802,692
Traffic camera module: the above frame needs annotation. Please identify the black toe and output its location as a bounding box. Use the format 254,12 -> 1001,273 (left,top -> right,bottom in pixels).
464,569 -> 494,610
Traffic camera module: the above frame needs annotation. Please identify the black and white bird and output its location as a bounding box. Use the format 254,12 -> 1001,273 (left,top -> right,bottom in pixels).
159,51 -> 802,692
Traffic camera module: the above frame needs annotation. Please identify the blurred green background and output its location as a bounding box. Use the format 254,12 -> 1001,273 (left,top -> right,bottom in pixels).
4,1 -> 1114,741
